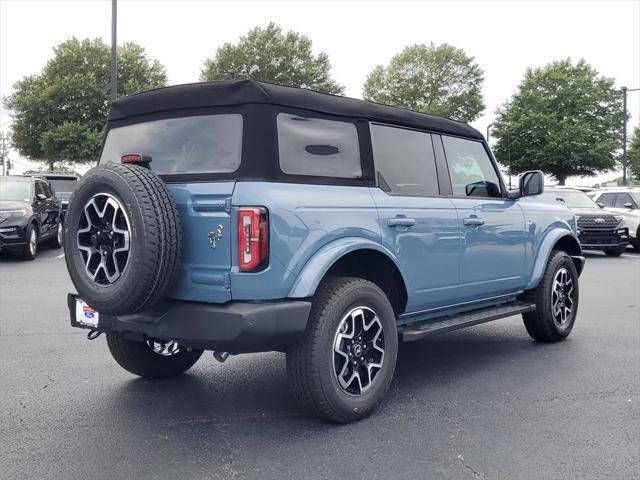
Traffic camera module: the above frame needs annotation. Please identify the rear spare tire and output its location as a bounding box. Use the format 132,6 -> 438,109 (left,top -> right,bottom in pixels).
64,163 -> 182,315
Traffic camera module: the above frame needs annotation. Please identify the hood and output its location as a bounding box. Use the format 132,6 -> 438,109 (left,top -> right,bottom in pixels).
0,200 -> 30,211
569,207 -> 612,216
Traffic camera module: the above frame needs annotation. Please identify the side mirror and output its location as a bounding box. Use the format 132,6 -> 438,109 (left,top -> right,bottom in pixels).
36,193 -> 47,201
623,202 -> 634,209
597,202 -> 605,209
518,170 -> 544,197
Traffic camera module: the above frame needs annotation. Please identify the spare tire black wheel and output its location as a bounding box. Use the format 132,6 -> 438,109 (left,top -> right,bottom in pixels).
64,163 -> 182,316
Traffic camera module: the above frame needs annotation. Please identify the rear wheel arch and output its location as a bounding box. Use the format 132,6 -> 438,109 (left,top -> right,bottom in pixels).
320,249 -> 408,316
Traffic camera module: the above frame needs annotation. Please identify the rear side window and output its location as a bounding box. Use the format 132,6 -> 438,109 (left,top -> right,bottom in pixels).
100,114 -> 243,175
370,123 -> 439,196
442,136 -> 502,198
277,113 -> 362,178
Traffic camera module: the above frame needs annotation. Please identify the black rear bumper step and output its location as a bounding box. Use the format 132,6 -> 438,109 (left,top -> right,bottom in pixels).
399,301 -> 536,342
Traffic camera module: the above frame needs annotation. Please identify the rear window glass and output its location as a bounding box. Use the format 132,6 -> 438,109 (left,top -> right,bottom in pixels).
48,178 -> 78,194
277,113 -> 362,178
100,114 -> 243,175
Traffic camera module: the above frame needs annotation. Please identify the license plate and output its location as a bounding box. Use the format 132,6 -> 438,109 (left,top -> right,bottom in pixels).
75,299 -> 99,328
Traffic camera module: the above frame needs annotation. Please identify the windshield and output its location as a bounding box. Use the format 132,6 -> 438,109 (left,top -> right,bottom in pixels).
100,114 -> 243,175
539,190 -> 599,209
48,178 -> 78,198
0,178 -> 32,202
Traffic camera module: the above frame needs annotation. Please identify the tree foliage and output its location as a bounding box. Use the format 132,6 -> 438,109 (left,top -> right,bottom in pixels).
362,43 -> 485,122
492,59 -> 622,185
3,38 -> 167,168
200,23 -> 344,95
629,126 -> 640,181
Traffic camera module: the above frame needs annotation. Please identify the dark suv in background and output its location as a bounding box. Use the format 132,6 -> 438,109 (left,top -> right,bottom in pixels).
538,188 -> 629,256
24,171 -> 81,216
0,176 -> 64,260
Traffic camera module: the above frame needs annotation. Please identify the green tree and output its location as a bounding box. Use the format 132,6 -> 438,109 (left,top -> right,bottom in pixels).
629,126 -> 640,181
200,23 -> 344,95
362,43 -> 485,122
3,38 -> 167,169
492,59 -> 622,185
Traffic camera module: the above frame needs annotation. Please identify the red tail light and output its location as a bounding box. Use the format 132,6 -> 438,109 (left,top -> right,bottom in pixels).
121,153 -> 152,165
237,207 -> 269,271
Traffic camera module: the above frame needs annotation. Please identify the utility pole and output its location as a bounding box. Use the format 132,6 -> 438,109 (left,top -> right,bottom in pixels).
0,132 -> 7,176
621,87 -> 640,186
110,0 -> 117,102
622,86 -> 628,186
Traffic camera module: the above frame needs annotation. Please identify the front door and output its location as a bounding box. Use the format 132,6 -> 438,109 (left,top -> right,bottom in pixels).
369,123 -> 460,314
439,134 -> 527,303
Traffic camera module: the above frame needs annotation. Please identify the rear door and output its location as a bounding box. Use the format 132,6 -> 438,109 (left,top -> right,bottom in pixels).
99,113 -> 244,303
439,134 -> 527,303
369,123 -> 460,313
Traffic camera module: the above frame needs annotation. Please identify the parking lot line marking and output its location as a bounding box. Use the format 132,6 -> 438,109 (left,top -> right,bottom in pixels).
55,253 -> 65,259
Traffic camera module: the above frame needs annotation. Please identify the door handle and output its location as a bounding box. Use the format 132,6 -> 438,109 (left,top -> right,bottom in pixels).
387,217 -> 416,228
463,217 -> 485,227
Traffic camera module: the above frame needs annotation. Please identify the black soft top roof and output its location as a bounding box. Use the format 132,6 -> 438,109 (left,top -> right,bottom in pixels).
109,80 -> 483,140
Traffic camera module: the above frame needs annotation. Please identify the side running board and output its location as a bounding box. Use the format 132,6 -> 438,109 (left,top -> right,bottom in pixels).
398,301 -> 536,342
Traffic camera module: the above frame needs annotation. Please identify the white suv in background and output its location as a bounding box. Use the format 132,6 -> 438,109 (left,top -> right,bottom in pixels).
591,189 -> 640,251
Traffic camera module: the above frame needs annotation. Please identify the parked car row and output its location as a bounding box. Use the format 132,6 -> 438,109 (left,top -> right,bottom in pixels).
0,172 -> 80,260
537,187 -> 635,256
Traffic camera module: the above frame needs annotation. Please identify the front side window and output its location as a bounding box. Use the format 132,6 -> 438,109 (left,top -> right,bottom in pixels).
597,193 -> 617,208
35,181 -> 48,198
442,136 -> 502,198
100,114 -> 243,175
614,193 -> 636,209
371,123 -> 439,196
277,113 -> 362,178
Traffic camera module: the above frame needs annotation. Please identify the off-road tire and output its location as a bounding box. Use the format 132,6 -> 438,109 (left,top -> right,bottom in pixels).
522,250 -> 579,342
603,246 -> 625,257
106,332 -> 203,379
286,277 -> 398,423
64,163 -> 182,315
22,224 -> 37,260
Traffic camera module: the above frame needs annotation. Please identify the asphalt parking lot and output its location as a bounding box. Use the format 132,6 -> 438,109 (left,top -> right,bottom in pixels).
1,247 -> 638,480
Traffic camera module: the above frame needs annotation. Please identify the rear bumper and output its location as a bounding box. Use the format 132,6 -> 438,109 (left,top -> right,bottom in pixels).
68,294 -> 311,354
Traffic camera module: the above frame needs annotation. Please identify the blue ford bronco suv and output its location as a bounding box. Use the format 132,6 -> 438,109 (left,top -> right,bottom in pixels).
65,80 -> 584,423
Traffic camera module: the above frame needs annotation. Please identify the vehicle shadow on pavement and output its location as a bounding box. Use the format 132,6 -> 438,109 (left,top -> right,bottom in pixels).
0,245 -> 59,263
98,326 -> 542,427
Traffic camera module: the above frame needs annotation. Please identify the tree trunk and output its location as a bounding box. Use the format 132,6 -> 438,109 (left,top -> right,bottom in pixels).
556,175 -> 566,186
48,160 -> 55,171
